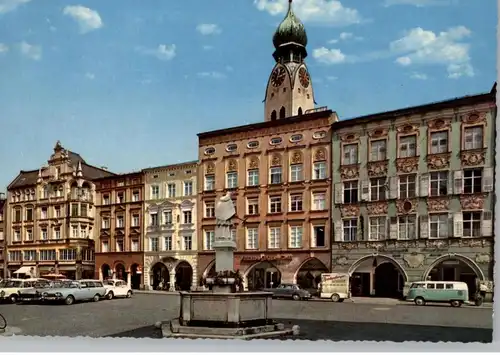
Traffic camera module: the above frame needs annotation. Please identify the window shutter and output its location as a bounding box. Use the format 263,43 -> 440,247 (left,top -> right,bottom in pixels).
419,173 -> 429,197
447,172 -> 454,195
453,170 -> 463,195
452,212 -> 463,238
334,183 -> 343,204
414,174 -> 420,197
482,167 -> 493,192
482,211 -> 492,237
419,215 -> 429,239
389,176 -> 398,199
334,220 -> 343,242
389,216 -> 398,239
361,180 -> 370,201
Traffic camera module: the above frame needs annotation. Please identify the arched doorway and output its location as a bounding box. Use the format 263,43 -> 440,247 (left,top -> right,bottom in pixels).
115,263 -> 127,281
130,263 -> 141,290
175,261 -> 193,291
374,262 -> 404,298
295,258 -> 328,291
101,264 -> 111,280
151,262 -> 169,291
246,261 -> 281,290
424,255 -> 484,300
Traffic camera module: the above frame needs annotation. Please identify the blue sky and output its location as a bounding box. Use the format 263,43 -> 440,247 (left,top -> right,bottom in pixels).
0,0 -> 496,190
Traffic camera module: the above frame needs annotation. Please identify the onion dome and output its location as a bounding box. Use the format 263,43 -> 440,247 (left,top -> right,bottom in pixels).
272,0 -> 308,49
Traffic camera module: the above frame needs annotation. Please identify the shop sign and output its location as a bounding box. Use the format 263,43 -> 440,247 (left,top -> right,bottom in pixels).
240,254 -> 293,262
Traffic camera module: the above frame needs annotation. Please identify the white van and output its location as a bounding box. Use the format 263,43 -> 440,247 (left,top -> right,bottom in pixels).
319,273 -> 350,302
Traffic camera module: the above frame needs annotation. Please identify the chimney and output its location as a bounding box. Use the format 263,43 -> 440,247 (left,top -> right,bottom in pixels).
101,166 -> 108,171
0,192 -> 5,200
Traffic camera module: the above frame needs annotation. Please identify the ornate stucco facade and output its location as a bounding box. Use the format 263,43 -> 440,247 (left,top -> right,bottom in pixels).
143,161 -> 198,291
331,86 -> 496,300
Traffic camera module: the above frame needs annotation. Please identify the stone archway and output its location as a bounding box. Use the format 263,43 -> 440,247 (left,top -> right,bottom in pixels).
101,264 -> 111,280
294,258 -> 328,291
151,262 -> 169,291
130,263 -> 141,290
175,261 -> 193,291
115,263 -> 127,281
245,261 -> 281,290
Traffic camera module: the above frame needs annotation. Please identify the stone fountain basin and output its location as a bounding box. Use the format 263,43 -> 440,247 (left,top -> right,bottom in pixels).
179,291 -> 274,327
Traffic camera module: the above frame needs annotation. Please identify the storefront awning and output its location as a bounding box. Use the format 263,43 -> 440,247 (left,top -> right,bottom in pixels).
13,266 -> 32,274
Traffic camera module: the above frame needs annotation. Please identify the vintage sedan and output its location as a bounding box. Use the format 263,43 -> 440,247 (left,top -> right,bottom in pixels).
43,280 -> 107,305
0,278 -> 48,303
103,279 -> 133,300
262,283 -> 312,301
17,279 -> 53,303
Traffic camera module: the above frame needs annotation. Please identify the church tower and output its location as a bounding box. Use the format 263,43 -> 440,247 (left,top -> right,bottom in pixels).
264,0 -> 315,122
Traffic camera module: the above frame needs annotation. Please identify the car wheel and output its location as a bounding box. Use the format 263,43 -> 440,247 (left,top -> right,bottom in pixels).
414,297 -> 426,306
292,294 -> 300,301
126,290 -> 132,298
9,294 -> 17,304
93,294 -> 100,302
450,300 -> 462,308
65,295 -> 75,305
331,293 -> 340,302
107,291 -> 114,300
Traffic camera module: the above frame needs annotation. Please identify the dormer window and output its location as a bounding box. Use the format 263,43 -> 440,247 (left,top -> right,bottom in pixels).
226,144 -> 237,152
247,141 -> 259,149
270,137 -> 282,145
204,147 -> 215,155
290,134 -> 303,143
313,131 -> 326,139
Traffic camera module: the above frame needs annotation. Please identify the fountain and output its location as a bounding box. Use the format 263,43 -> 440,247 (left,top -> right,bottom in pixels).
162,192 -> 296,339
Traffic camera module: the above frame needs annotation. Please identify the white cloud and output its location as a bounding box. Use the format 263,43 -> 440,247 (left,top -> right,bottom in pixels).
384,0 -> 453,7
0,0 -> 31,14
63,5 -> 103,34
0,43 -> 8,53
85,72 -> 95,80
312,47 -> 346,64
410,72 -> 428,80
202,45 -> 214,51
19,41 -> 41,60
197,71 -> 226,79
326,75 -> 338,81
136,44 -> 177,61
254,0 -> 362,26
328,31 -> 363,43
390,26 -> 474,79
196,23 -> 221,35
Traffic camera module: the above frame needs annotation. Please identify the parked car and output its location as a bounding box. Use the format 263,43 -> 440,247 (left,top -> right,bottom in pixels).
42,280 -> 107,305
406,281 -> 469,307
103,279 -> 133,300
17,279 -> 53,303
262,283 -> 311,301
0,278 -> 48,303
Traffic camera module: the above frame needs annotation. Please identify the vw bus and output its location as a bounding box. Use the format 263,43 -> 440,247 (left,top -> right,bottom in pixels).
406,281 -> 469,307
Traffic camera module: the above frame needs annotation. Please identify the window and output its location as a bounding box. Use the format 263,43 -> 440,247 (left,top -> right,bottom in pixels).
268,227 -> 280,249
227,172 -> 238,188
41,228 -> 48,240
204,231 -> 215,250
269,167 -> 282,184
131,240 -> 139,252
151,186 -> 159,199
39,249 -> 56,261
26,229 -> 33,241
427,283 -> 435,289
343,181 -> 358,204
270,137 -> 282,145
436,283 -> 445,290
430,131 -> 448,154
398,215 -> 416,240
163,210 -> 172,224
183,210 -> 192,224
246,228 -> 258,249
81,204 -> 88,217
81,227 -> 88,239
117,181 -> 125,187
369,217 -> 386,240
132,190 -> 140,202
430,172 -> 448,197
116,239 -> 124,252
313,162 -> 326,180
24,250 -> 36,261
430,214 -> 448,238
183,181 -> 193,196
42,186 -> 49,199
230,228 -> 237,242
41,207 -> 48,219
165,183 -> 175,198
116,215 -> 124,228
343,144 -> 358,165
132,214 -> 140,227
26,208 -> 33,221
290,134 -> 303,142
290,164 -> 303,182
343,219 -> 357,241
150,237 -> 159,252
226,143 -> 237,152
312,226 -> 325,247
313,131 -> 326,139
9,251 -> 22,261
14,209 -> 21,222
289,226 -> 303,248
59,249 -> 77,261
164,236 -> 172,251
290,194 -> 303,211
102,217 -> 110,229
247,198 -> 259,215
183,235 -> 192,250
464,126 -> 483,150
205,147 -> 215,155
247,141 -> 259,148
204,202 -> 215,218
370,178 -> 386,201
150,212 -> 158,226
205,174 -> 215,191
0,231 -> 4,240
13,230 -> 21,242
117,192 -> 125,203
54,227 -> 61,240
247,169 -> 259,186
55,207 -> 61,218
370,140 -> 386,161
445,284 -> 454,290
103,194 -> 110,205
463,212 -> 481,238
269,196 -> 282,213
399,174 -> 416,199
71,204 -> 78,217
463,169 -> 482,194
399,135 -> 417,157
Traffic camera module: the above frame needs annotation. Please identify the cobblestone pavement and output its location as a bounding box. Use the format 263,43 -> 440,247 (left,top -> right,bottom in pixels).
0,293 -> 492,342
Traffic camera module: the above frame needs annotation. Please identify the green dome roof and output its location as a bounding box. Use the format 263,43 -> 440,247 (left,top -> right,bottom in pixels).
272,0 -> 308,49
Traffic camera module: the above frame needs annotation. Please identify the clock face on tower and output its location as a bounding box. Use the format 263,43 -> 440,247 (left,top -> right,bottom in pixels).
298,67 -> 310,88
271,67 -> 286,87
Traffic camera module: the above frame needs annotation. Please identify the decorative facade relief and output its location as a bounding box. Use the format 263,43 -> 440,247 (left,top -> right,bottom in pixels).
367,160 -> 388,177
427,117 -> 452,130
313,148 -> 326,162
206,163 -> 215,174
460,149 -> 486,167
426,153 -> 451,170
339,132 -> 360,143
227,159 -> 237,172
271,154 -> 282,167
367,128 -> 389,138
461,111 -> 487,124
334,256 -> 349,266
290,151 -> 303,164
396,123 -> 419,134
460,194 -> 486,210
475,253 -> 491,264
248,157 -> 259,169
339,165 -> 359,179
427,197 -> 450,212
396,199 -> 417,214
366,202 -> 388,215
340,204 -> 359,217
395,157 -> 419,173
403,253 -> 425,268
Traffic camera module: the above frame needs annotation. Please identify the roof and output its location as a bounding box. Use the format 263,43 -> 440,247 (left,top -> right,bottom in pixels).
93,170 -> 145,182
142,160 -> 198,173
